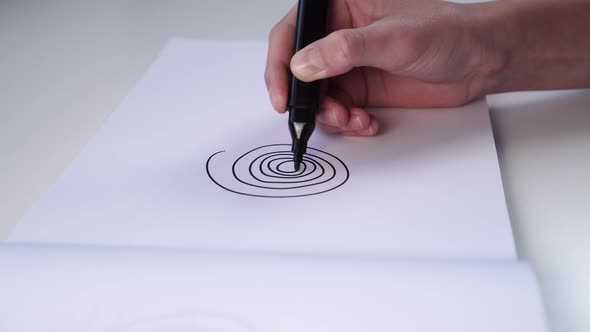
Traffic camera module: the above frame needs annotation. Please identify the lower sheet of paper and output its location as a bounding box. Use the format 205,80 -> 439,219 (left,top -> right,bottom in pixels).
0,244 -> 547,332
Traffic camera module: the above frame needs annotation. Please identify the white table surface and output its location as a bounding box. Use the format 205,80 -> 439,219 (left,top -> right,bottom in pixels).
0,1 -> 588,331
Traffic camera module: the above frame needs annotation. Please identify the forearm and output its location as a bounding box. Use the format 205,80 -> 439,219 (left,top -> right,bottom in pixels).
474,0 -> 590,94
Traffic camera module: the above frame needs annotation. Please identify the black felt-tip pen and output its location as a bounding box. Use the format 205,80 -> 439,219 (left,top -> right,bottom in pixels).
288,0 -> 329,171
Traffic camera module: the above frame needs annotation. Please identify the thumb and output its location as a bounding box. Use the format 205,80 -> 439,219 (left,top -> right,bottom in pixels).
290,27 -> 378,82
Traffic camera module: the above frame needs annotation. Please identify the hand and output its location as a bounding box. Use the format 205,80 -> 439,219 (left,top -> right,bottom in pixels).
264,0 -> 504,136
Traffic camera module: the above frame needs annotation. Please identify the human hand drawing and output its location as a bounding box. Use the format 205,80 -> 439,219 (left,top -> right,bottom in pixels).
265,0 -> 502,136
265,0 -> 590,136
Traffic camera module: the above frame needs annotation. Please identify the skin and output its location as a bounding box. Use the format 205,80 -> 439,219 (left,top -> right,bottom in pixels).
264,0 -> 590,136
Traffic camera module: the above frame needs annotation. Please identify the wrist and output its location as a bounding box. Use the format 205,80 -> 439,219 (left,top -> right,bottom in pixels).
467,0 -> 590,93
462,2 -> 512,97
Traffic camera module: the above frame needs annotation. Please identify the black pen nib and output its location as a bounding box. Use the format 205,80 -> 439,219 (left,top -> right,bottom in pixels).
293,145 -> 304,172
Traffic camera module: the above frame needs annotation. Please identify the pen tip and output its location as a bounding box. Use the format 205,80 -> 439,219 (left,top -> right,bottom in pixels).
294,161 -> 301,172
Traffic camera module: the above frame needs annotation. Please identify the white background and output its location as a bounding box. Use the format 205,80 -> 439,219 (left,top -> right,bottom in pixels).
0,1 -> 588,331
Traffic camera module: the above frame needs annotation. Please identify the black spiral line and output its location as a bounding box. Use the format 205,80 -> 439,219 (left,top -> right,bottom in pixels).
206,144 -> 349,198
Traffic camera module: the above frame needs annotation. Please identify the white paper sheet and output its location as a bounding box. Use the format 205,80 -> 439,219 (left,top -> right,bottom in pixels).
10,39 -> 515,259
0,244 -> 547,332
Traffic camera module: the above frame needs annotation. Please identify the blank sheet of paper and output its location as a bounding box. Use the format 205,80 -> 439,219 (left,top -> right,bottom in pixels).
10,39 -> 515,259
0,244 -> 547,332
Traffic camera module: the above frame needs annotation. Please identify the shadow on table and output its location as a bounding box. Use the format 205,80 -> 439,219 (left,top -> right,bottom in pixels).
488,88 -> 590,253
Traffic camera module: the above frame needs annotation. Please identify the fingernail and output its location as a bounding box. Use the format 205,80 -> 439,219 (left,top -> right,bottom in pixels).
369,122 -> 376,135
330,111 -> 341,127
292,48 -> 324,78
350,114 -> 364,130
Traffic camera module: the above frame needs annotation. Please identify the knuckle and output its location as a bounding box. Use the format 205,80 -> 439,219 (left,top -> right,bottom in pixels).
388,24 -> 426,68
331,30 -> 364,66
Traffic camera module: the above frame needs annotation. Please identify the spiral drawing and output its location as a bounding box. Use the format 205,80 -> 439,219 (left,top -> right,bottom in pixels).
206,144 -> 349,198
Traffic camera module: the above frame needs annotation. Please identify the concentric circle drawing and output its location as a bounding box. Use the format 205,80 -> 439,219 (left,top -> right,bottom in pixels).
206,144 -> 349,198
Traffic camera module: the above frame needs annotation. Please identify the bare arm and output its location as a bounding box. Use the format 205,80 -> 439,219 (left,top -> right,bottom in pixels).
480,0 -> 590,93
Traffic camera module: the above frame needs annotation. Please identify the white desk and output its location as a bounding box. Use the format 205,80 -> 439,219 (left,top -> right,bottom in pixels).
0,1 -> 588,331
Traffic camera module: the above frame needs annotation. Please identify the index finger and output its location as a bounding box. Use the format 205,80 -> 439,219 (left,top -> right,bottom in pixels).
264,5 -> 298,113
